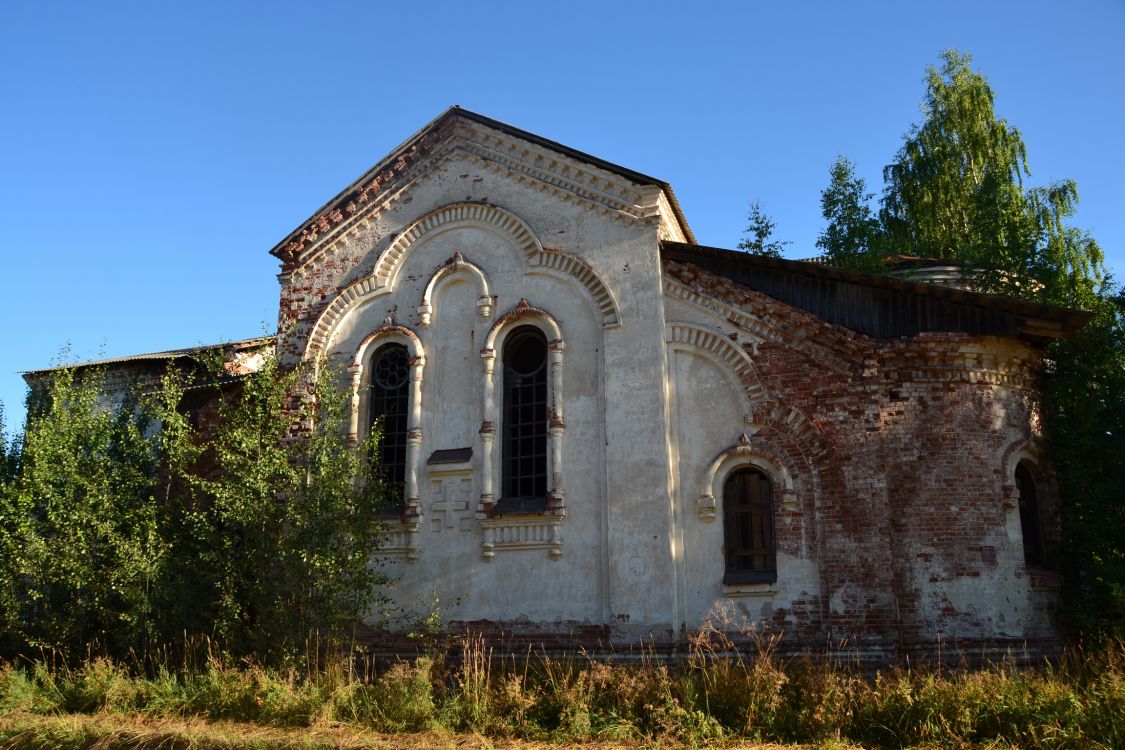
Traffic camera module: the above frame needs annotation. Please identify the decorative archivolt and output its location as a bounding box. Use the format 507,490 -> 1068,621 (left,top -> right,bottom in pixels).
483,298 -> 563,353
418,250 -> 493,326
304,202 -> 620,361
665,322 -> 766,402
374,203 -> 541,288
532,248 -> 619,326
697,432 -> 799,522
304,276 -> 387,362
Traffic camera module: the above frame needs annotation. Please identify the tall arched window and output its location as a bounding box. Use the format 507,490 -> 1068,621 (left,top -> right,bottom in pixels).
369,343 -> 409,511
499,325 -> 548,514
723,468 -> 776,584
1016,461 -> 1046,567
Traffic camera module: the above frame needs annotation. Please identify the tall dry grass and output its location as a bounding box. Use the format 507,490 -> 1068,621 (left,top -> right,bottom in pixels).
1,627 -> 1121,748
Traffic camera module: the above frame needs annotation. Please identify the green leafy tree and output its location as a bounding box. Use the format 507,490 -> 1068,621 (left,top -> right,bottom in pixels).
0,366 -> 164,655
0,405 -> 19,484
880,50 -> 1031,267
878,50 -> 1106,302
816,156 -> 883,272
737,201 -> 789,258
1043,290 -> 1125,637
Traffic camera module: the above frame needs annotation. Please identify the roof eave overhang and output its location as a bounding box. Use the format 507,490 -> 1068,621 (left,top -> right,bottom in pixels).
661,241 -> 1093,344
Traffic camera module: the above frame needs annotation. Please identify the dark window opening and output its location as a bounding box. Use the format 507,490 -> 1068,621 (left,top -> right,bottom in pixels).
369,343 -> 409,515
723,468 -> 777,584
1016,462 -> 1047,567
498,326 -> 548,515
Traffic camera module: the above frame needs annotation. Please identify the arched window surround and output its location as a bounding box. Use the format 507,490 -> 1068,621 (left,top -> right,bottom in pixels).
1003,442 -> 1051,570
697,431 -> 797,522
417,250 -> 494,327
348,325 -> 425,561
478,299 -> 566,524
698,432 -> 797,588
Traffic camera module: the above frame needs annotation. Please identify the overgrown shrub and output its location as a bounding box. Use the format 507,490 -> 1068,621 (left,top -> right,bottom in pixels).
0,351 -> 391,664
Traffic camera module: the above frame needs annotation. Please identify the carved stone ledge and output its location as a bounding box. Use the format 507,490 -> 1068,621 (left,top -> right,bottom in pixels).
380,520 -> 422,563
480,516 -> 563,561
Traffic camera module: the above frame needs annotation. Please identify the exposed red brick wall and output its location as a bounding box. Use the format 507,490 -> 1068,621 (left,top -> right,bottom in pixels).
666,259 -> 1061,654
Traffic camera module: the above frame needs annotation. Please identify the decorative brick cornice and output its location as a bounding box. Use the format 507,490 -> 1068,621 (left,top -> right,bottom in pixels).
278,116 -> 674,275
874,338 -> 1041,391
276,121 -> 458,269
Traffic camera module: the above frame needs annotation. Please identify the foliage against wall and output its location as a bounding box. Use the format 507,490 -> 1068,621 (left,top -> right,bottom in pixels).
0,353 -> 390,663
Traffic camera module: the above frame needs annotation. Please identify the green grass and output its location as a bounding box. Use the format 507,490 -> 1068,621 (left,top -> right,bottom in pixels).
1,631 -> 1121,749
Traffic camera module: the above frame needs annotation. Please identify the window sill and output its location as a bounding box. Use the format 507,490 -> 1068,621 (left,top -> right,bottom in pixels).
480,514 -> 563,560
492,496 -> 548,516
723,581 -> 778,598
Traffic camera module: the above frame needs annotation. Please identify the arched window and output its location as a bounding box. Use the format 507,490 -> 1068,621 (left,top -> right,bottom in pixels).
1016,461 -> 1046,567
498,325 -> 548,514
723,468 -> 776,584
369,343 -> 410,510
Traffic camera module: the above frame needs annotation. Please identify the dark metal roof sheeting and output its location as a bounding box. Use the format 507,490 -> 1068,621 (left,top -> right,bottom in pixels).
662,242 -> 1091,345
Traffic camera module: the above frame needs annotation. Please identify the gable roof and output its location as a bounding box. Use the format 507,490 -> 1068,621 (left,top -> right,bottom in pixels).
662,241 -> 1091,345
268,106 -> 694,264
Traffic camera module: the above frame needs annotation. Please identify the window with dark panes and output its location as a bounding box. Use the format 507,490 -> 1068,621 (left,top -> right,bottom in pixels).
723,468 -> 776,584
369,343 -> 409,512
499,326 -> 548,514
1016,462 -> 1046,567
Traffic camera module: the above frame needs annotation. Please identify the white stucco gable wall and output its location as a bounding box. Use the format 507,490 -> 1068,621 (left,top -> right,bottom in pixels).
280,126 -> 684,636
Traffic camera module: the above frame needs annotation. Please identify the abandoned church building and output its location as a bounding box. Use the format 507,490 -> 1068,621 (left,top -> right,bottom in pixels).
44,108 -> 1092,658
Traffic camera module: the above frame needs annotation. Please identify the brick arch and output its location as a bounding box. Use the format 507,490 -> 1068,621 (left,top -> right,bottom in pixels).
665,322 -> 766,402
303,276 -> 390,361
747,399 -> 832,463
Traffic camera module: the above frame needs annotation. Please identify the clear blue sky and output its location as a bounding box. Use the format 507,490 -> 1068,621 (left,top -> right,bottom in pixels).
2,0 -> 1122,435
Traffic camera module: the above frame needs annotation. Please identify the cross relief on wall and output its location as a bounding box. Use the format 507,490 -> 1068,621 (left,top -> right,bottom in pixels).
429,473 -> 475,534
